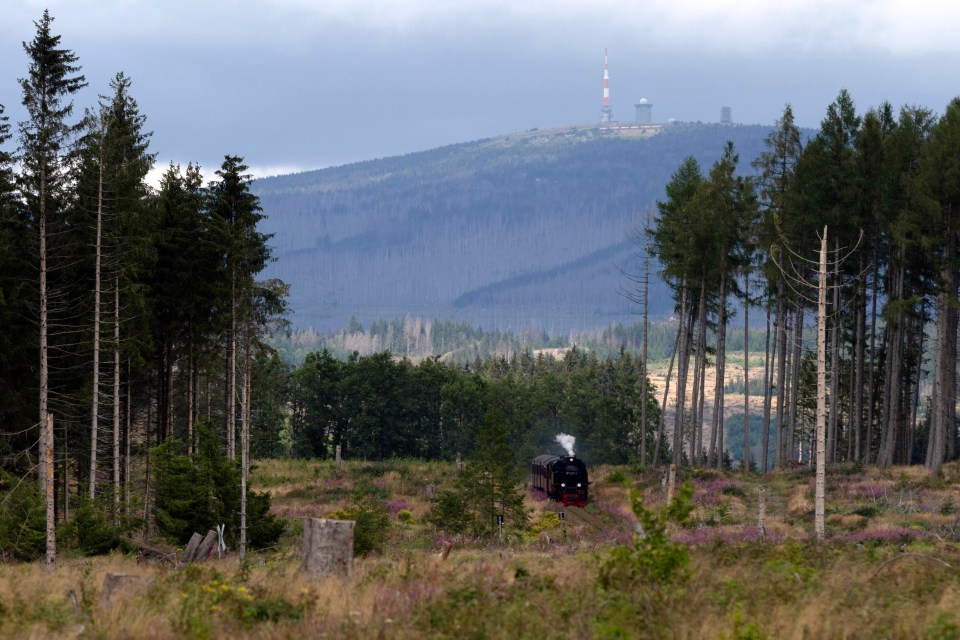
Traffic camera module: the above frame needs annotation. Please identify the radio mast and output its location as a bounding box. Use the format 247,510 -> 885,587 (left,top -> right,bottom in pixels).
600,48 -> 613,123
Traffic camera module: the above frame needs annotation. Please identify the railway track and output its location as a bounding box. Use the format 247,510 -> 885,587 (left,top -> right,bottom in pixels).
559,504 -> 610,530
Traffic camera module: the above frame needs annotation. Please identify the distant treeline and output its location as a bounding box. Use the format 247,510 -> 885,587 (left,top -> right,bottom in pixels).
284,347 -> 663,467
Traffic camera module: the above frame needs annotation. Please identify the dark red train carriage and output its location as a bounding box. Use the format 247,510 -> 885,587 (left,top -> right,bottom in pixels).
530,454 -> 588,507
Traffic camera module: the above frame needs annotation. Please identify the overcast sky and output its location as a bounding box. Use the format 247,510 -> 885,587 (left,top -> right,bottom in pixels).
2,0 -> 959,182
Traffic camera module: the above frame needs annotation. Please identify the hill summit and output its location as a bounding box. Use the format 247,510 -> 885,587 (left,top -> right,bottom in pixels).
253,122 -> 776,332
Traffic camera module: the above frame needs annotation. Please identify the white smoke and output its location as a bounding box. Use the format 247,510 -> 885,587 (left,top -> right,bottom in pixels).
555,433 -> 576,457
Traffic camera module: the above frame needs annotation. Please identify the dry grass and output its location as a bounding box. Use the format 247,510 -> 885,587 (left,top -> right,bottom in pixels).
787,484 -> 813,516
6,460 -> 960,638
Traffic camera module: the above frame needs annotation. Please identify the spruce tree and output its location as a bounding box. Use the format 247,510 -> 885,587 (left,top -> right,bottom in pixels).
18,10 -> 87,568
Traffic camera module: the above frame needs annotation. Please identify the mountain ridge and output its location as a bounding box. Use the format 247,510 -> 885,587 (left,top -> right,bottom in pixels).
252,122 -> 791,332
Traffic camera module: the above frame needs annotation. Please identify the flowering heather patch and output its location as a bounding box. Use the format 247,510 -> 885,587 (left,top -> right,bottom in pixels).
387,499 -> 411,515
369,578 -> 441,621
671,526 -> 786,546
278,503 -> 337,518
844,481 -> 891,501
838,527 -> 925,544
592,499 -> 636,523
692,479 -> 743,506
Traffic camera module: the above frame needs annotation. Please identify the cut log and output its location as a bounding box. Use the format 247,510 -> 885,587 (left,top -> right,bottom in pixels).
195,530 -> 218,562
182,532 -> 203,564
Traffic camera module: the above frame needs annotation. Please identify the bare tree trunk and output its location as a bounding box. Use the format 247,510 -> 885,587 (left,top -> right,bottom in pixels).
673,279 -> 691,467
640,235 -> 650,466
761,299 -> 774,473
90,138 -> 104,500
816,227 -> 827,543
692,279 -> 707,463
909,308 -> 924,462
144,394 -> 152,538
39,163 -> 48,489
928,204 -> 958,471
709,271 -> 727,467
774,279 -> 788,468
697,352 -> 708,465
653,329 -> 679,467
125,360 -> 131,517
865,239 -> 880,464
240,320 -> 251,557
788,305 -> 804,462
113,276 -> 121,523
828,237 -> 840,464
227,276 -> 237,459
742,268 -> 750,472
853,265 -> 865,461
46,413 -> 55,570
878,253 -> 905,468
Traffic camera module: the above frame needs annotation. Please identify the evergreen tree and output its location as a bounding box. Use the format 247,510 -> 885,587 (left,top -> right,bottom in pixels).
463,408 -> 527,537
917,99 -> 960,471
18,7 -> 87,440
207,156 -> 272,459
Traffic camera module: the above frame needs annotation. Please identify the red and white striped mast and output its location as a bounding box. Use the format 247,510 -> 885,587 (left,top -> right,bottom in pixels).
600,48 -> 613,123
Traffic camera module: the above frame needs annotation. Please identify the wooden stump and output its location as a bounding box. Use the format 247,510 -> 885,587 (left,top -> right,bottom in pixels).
426,483 -> 436,498
301,518 -> 355,577
667,463 -> 677,506
100,573 -> 155,607
437,541 -> 453,561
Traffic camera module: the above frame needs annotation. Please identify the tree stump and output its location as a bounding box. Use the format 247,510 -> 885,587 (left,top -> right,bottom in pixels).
100,573 -> 155,607
426,483 -> 436,498
301,518 -> 355,577
667,463 -> 677,506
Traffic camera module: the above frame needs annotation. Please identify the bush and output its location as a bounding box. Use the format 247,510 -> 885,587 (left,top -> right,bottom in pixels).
153,420 -> 283,549
327,492 -> 390,555
61,495 -> 129,556
605,469 -> 628,484
425,490 -> 474,533
598,481 -> 695,588
0,469 -> 45,561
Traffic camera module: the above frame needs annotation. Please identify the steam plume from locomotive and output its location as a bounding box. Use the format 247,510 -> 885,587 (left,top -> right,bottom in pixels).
555,433 -> 576,457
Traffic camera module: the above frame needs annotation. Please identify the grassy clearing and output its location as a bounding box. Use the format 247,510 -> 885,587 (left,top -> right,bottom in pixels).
4,459 -> 960,638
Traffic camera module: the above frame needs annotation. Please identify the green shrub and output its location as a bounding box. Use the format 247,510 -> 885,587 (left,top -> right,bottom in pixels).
153,420 -> 283,549
598,481 -> 694,588
605,469 -> 628,484
327,492 -> 390,555
425,490 -> 474,533
0,468 -> 45,561
722,484 -> 747,498
61,495 -> 128,556
852,504 -> 880,518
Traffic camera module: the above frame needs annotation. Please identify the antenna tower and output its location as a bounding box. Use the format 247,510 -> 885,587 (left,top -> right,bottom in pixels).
600,48 -> 613,123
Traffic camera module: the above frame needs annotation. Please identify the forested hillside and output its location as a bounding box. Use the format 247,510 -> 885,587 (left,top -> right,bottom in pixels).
253,124 -> 780,331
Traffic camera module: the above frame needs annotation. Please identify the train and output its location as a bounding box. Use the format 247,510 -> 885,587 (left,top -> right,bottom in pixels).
529,454 -> 589,507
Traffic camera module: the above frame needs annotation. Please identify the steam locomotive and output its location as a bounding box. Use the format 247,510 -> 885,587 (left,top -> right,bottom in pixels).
530,454 -> 589,507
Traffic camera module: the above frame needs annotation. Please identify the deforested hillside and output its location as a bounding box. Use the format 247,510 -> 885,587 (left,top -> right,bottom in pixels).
253,123 -> 779,331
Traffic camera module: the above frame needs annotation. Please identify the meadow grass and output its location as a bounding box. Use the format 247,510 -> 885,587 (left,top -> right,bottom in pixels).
3,459 -> 960,638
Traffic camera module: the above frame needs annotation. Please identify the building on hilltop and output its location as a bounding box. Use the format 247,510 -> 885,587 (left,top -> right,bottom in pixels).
635,99 -> 653,124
